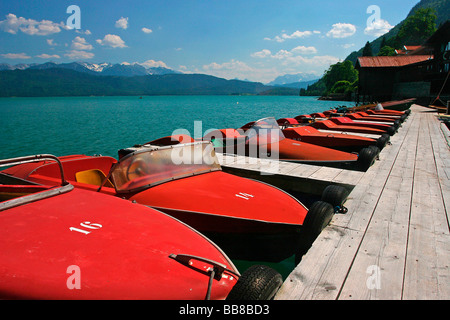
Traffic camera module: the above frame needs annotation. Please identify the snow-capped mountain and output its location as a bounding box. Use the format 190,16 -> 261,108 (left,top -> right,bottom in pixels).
267,72 -> 319,86
78,62 -> 112,73
0,61 -> 180,77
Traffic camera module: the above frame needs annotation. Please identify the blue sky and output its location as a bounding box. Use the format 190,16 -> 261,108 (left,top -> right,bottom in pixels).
0,0 -> 419,83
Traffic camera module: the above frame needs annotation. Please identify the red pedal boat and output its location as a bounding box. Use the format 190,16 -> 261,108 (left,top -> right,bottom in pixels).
310,118 -> 392,136
365,108 -> 409,115
282,125 -> 390,152
2,145 -> 336,262
1,154 -> 283,300
344,111 -> 402,124
204,117 -> 379,171
328,117 -> 397,135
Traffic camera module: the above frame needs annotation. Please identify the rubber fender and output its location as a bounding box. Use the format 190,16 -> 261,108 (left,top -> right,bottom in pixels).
357,146 -> 379,171
226,265 -> 283,300
303,201 -> 335,239
376,133 -> 390,150
387,126 -> 396,136
321,185 -> 350,209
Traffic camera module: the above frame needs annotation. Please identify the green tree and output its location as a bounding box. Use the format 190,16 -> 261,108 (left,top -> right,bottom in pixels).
322,60 -> 358,93
299,60 -> 359,97
378,45 -> 397,56
331,80 -> 351,94
299,79 -> 326,96
362,41 -> 373,56
397,8 -> 437,45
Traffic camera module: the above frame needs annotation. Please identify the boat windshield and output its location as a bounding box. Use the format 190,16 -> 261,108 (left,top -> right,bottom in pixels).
245,117 -> 285,144
111,142 -> 221,193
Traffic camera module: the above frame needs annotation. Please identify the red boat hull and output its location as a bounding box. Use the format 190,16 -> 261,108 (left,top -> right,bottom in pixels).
3,154 -> 310,261
282,126 -> 380,152
329,117 -> 393,130
345,112 -> 399,123
310,119 -> 389,135
0,178 -> 238,300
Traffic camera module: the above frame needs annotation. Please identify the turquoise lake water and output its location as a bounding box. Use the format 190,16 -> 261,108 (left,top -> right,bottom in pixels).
0,95 -> 349,159
0,95 -> 349,277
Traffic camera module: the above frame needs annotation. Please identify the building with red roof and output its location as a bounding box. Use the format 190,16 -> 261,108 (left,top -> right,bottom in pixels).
355,21 -> 449,104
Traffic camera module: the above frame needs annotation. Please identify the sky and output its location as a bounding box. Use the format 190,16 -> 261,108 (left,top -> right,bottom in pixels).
0,0 -> 420,83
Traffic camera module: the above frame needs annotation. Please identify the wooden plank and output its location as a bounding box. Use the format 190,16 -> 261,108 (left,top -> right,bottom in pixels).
277,105 -> 450,300
286,163 -> 322,178
308,166 -> 343,182
337,111 -> 420,300
275,108 -> 417,300
428,116 -> 450,225
218,153 -> 361,196
333,110 -> 417,231
402,113 -> 450,299
331,168 -> 364,186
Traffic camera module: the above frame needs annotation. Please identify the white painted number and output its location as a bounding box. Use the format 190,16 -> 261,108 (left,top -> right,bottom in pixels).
69,221 -> 102,235
235,192 -> 254,200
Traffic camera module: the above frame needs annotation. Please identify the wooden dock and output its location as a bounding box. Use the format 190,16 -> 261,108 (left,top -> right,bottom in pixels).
273,104 -> 450,300
217,151 -> 365,197
217,104 -> 449,299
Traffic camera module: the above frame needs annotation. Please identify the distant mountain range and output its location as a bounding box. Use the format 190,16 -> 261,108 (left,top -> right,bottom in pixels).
266,73 -> 319,88
0,67 -> 303,97
0,61 -> 180,77
0,61 -> 308,96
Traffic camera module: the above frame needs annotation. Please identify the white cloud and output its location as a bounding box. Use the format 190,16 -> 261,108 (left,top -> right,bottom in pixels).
283,55 -> 340,67
271,49 -> 293,59
364,19 -> 393,37
265,30 -> 319,42
47,39 -> 57,46
326,23 -> 356,38
342,43 -> 355,49
251,49 -> 272,58
0,52 -> 31,59
76,29 -> 92,35
36,53 -> 60,59
0,13 -> 62,36
141,27 -> 152,34
138,60 -> 168,68
253,46 -> 318,60
291,46 -> 318,55
203,60 -> 253,71
115,17 -> 128,30
203,60 -> 254,77
71,36 -> 93,51
64,50 -> 95,59
200,59 -> 281,82
96,34 -> 127,48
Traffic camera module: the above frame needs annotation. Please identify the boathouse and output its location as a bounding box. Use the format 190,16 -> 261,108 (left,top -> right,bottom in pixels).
356,21 -> 450,105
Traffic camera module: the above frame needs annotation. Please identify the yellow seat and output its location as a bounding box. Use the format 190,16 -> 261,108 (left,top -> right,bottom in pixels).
75,169 -> 114,188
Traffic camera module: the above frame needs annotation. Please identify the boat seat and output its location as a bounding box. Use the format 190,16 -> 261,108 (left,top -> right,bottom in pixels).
75,169 -> 114,188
